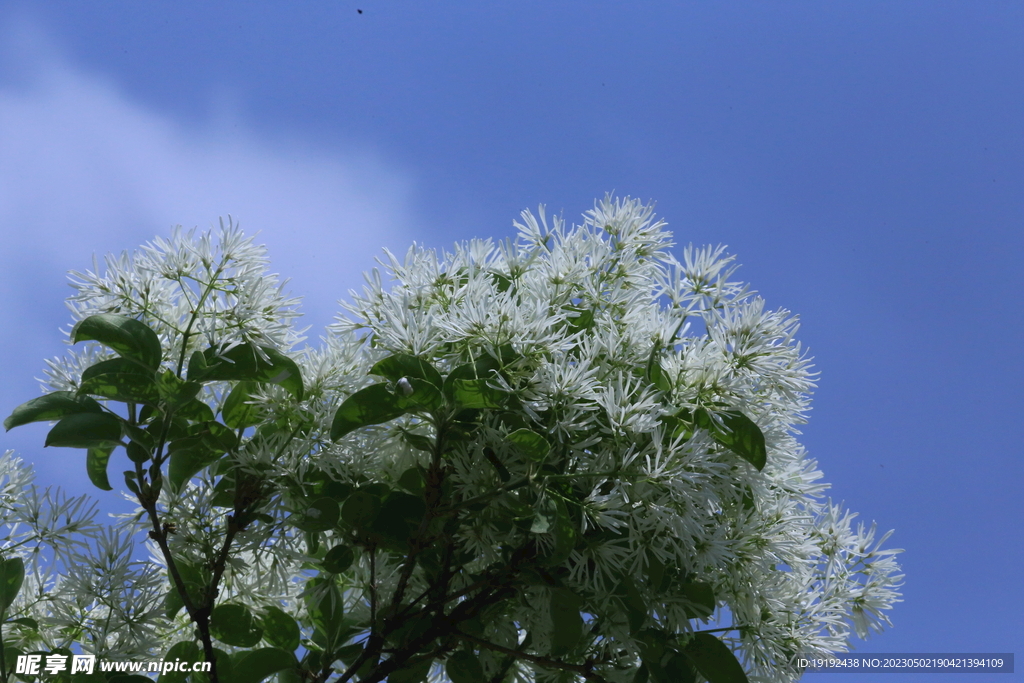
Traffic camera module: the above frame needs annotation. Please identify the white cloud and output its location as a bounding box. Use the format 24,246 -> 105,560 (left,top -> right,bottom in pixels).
0,20 -> 418,493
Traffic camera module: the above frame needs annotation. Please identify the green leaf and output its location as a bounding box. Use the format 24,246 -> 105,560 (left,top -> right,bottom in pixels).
80,356 -> 151,380
682,632 -> 748,683
163,561 -> 207,619
305,578 -> 345,647
210,603 -> 263,647
168,441 -> 223,494
6,617 -> 38,630
395,377 -> 444,411
124,471 -> 142,497
156,370 -> 202,408
369,492 -> 425,552
262,606 -> 301,652
3,392 -> 103,431
190,649 -> 233,683
492,343 -> 520,365
230,648 -> 294,683
549,588 -> 583,654
362,482 -> 393,497
0,557 -> 25,614
163,590 -> 185,621
646,550 -> 667,592
460,615 -> 485,638
126,442 -> 150,465
222,381 -> 262,429
446,651 -> 485,683
340,491 -> 381,528
636,629 -> 669,668
662,414 -> 693,443
564,306 -> 595,333
506,428 -> 550,461
86,444 -> 115,491
649,359 -> 672,392
45,413 -> 122,448
618,578 -> 648,634
333,643 -> 364,666
370,354 -> 444,389
322,545 -> 355,574
291,497 -> 339,532
694,408 -> 766,471
187,349 -> 208,377
483,447 -> 510,482
680,582 -> 717,619
158,641 -> 200,683
195,343 -> 303,400
388,612 -> 433,649
322,479 -> 353,501
397,467 -> 425,494
191,420 -> 239,452
741,486 -> 756,511
442,356 -> 501,393
661,652 -> 698,683
400,430 -> 435,453
330,384 -> 407,440
71,314 -> 162,369
175,397 -> 216,423
389,657 -> 432,683
78,371 -> 161,404
210,473 -> 236,508
1,647 -> 22,678
532,495 -> 576,566
490,271 -> 514,292
530,495 -> 558,535
122,421 -> 156,451
451,378 -> 506,410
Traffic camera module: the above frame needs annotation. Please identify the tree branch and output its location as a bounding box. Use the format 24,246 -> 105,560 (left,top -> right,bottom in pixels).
456,630 -> 609,683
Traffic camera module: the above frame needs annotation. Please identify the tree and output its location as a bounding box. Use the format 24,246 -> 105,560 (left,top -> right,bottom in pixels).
2,197 -> 902,683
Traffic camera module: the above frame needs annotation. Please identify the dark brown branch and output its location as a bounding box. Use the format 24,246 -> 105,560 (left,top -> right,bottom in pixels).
140,485 -> 219,682
369,547 -> 379,635
456,630 -> 609,683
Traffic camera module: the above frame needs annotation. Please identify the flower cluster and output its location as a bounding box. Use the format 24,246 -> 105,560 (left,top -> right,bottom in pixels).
0,451 -> 165,659
44,219 -> 303,394
325,195 -> 902,681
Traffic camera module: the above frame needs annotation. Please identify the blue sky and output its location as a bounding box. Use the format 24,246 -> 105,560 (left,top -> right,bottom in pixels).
0,2 -> 1021,679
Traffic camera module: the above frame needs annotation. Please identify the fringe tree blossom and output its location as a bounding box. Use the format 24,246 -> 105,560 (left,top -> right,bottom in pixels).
2,198 -> 901,683
43,219 -> 304,395
0,451 -> 165,660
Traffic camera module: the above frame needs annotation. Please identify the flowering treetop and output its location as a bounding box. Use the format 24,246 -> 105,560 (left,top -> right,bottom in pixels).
2,196 -> 901,683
